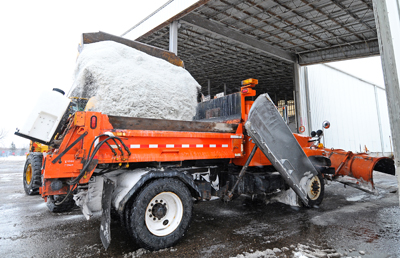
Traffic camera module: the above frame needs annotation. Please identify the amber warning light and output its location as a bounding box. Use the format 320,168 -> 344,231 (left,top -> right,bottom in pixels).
241,78 -> 258,86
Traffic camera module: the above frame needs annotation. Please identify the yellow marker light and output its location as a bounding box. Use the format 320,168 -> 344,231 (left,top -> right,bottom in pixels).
318,143 -> 324,149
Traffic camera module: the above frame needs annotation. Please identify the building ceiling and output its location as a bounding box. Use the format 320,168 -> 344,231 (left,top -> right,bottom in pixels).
136,0 -> 378,100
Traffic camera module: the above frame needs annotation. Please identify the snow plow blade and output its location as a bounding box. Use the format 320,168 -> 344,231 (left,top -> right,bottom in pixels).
324,149 -> 395,194
245,94 -> 319,207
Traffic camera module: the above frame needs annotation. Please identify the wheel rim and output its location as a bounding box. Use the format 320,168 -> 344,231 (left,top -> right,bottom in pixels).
307,175 -> 321,200
26,164 -> 32,185
145,192 -> 183,236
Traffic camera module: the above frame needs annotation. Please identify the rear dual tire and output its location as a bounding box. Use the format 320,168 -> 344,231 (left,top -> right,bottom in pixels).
127,178 -> 193,250
46,194 -> 76,213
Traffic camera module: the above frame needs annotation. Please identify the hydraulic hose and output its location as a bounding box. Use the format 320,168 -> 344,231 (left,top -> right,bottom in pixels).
68,136 -> 115,185
67,134 -> 131,185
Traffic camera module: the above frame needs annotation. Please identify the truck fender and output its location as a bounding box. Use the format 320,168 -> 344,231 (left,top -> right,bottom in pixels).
114,169 -> 201,216
308,155 -> 334,175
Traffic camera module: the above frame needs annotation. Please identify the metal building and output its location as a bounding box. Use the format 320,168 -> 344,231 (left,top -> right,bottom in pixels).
121,0 -> 400,197
299,64 -> 392,154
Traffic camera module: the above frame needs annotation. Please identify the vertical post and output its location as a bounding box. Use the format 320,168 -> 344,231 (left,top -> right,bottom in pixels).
374,85 -> 385,155
304,67 -> 312,135
224,83 -> 227,96
293,63 -> 302,133
372,0 -> 400,205
169,20 -> 178,55
274,93 -> 277,105
208,79 -> 211,97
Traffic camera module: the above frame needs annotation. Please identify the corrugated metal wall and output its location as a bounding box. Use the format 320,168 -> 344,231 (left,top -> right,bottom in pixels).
299,64 -> 392,154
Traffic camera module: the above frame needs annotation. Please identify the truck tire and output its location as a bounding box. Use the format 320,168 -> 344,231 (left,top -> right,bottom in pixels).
46,195 -> 76,213
304,172 -> 324,207
128,178 -> 193,250
23,153 -> 43,195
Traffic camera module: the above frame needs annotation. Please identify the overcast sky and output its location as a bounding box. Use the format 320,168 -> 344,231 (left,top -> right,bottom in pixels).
0,1 -> 169,148
0,1 -> 386,148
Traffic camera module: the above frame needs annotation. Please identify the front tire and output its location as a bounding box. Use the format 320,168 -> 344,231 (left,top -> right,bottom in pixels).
128,178 -> 193,250
304,172 -> 324,207
23,153 -> 43,195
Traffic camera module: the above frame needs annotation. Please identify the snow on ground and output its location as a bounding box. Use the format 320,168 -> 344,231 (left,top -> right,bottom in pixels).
230,243 -> 365,258
0,156 -> 26,161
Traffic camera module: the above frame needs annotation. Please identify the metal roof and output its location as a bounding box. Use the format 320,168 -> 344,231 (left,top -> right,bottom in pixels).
135,0 -> 378,100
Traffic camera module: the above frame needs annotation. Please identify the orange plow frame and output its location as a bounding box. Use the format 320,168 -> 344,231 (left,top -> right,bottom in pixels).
305,148 -> 395,194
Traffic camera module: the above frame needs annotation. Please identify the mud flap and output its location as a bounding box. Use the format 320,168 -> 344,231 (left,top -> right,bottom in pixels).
245,94 -> 319,206
100,178 -> 115,250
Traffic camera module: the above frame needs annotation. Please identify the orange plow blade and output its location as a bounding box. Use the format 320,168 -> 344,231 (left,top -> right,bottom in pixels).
324,149 -> 395,194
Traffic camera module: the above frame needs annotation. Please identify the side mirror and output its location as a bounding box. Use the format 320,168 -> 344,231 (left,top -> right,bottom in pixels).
322,120 -> 330,129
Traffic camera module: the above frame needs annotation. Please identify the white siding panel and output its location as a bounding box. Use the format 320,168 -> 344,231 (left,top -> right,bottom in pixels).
376,88 -> 393,153
306,65 -> 384,152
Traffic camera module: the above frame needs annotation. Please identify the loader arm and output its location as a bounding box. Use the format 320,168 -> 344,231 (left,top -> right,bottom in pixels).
80,31 -> 184,67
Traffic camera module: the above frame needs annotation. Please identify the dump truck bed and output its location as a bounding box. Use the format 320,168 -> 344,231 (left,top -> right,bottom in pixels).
42,112 -> 244,192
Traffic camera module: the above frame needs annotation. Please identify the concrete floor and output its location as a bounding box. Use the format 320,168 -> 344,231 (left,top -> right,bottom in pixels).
1,157 -> 400,258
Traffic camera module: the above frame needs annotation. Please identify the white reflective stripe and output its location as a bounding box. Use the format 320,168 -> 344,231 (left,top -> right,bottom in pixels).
230,135 -> 242,138
182,144 -> 189,148
222,144 -> 228,148
110,145 -> 118,149
149,144 -> 158,148
196,144 -> 203,148
130,144 -> 140,149
235,153 -> 241,156
210,144 -> 216,148
166,144 -> 174,148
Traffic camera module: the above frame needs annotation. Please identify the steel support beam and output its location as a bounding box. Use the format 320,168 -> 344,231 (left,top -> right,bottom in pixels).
373,0 -> 400,205
169,21 -> 179,55
293,63 -> 302,133
298,39 -> 380,65
180,13 -> 297,63
304,67 -> 312,136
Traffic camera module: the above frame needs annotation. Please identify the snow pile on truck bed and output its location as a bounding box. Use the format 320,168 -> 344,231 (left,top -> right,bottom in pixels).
69,41 -> 200,120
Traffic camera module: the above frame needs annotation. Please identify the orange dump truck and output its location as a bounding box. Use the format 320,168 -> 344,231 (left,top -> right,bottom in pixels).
15,33 -> 394,251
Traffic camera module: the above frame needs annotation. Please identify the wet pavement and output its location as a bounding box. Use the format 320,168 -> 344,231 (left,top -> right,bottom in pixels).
1,157 -> 400,258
